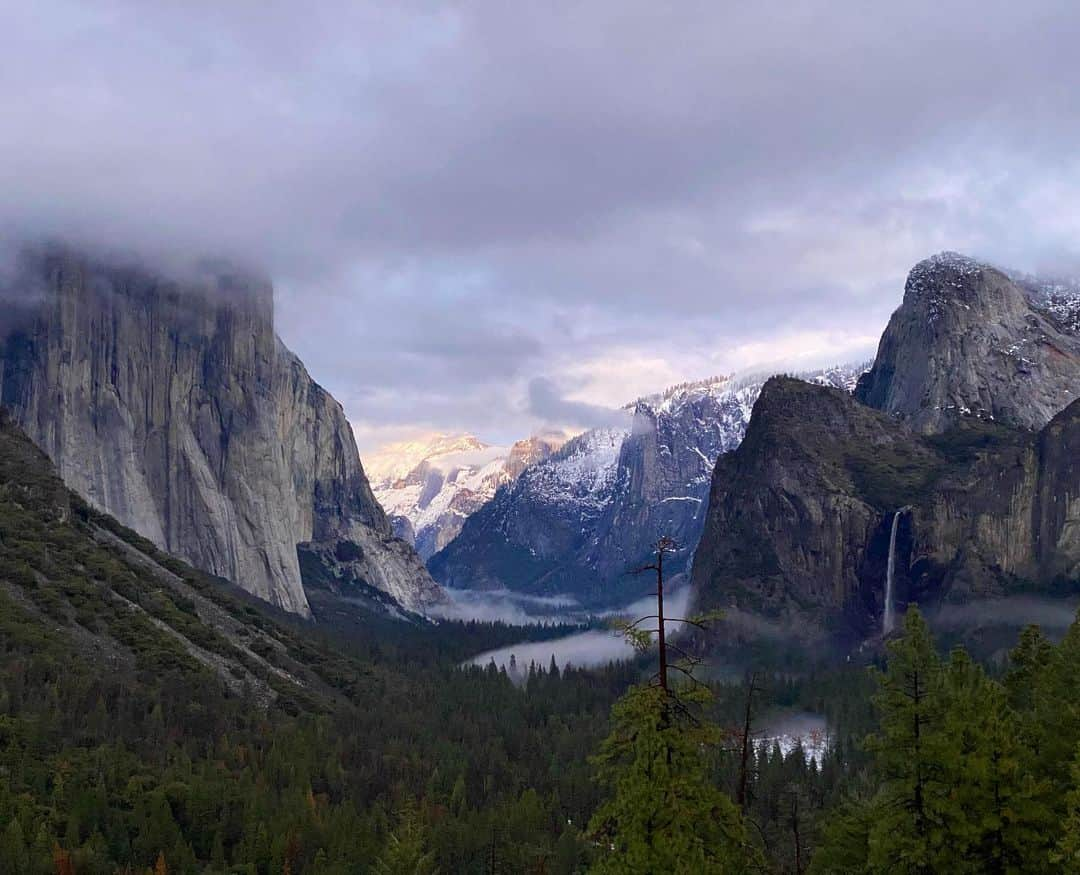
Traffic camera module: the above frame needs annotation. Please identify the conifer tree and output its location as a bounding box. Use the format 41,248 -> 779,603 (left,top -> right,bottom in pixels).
863,608 -> 948,873
588,684 -> 749,873
1023,619 -> 1080,802
588,536 -> 752,873
374,800 -> 438,875
937,648 -> 1054,873
0,818 -> 28,875
1055,745 -> 1080,872
807,794 -> 875,875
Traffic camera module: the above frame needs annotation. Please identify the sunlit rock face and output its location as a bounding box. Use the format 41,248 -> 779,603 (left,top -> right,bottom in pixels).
365,431 -> 567,561
0,245 -> 443,617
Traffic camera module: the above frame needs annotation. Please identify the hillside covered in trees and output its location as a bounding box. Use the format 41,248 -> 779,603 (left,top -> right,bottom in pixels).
5,402 -> 1080,872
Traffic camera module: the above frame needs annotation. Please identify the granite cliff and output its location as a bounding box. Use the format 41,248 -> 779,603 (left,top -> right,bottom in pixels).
693,253 -> 1080,643
0,246 -> 442,617
691,377 -> 1080,641
856,252 -> 1080,433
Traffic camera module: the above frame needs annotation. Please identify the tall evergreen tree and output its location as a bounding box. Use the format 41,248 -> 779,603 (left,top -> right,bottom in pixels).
589,536 -> 752,872
1055,745 -> 1080,872
863,608 -> 948,874
937,648 -> 1054,873
588,683 -> 750,873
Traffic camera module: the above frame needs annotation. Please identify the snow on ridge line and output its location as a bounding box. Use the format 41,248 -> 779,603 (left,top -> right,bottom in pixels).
363,432 -> 491,486
513,362 -> 868,512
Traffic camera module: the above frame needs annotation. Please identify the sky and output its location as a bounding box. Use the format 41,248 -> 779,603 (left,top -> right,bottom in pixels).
5,2 -> 1080,451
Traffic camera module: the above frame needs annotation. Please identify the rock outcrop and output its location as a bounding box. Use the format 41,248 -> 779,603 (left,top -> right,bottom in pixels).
0,245 -> 443,617
856,252 -> 1080,434
691,376 -> 1080,642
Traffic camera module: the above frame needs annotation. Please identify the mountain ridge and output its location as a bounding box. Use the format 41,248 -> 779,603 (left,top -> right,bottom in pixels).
856,251 -> 1080,433
429,364 -> 867,606
366,430 -> 567,559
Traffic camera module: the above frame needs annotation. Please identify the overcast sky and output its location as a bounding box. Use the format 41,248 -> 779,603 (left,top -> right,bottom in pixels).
6,2 -> 1080,451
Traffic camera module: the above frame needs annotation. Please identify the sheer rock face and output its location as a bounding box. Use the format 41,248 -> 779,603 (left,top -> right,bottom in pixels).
690,377 -> 1080,641
856,252 -> 1080,434
0,247 -> 442,617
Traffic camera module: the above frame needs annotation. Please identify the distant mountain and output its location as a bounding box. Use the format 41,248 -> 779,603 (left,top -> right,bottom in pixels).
693,252 -> 1080,646
0,245 -> 443,619
428,364 -> 867,607
365,431 -> 566,560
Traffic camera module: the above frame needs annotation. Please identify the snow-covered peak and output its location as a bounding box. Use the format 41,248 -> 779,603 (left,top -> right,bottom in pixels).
805,362 -> 871,393
630,375 -> 734,413
366,430 -> 565,560
1007,271 -> 1080,334
904,252 -> 988,323
524,426 -> 628,507
363,432 -> 489,487
631,363 -> 867,419
908,251 -> 986,282
430,361 -> 872,603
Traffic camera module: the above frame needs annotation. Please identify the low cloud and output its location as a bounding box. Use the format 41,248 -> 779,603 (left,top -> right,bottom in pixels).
7,3 -> 1080,444
527,377 -> 630,431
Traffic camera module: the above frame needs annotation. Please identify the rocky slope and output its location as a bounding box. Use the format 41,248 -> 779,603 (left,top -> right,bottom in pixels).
365,432 -> 566,560
0,245 -> 442,618
856,252 -> 1080,434
690,377 -> 1080,642
0,406 -> 369,706
428,365 -> 865,607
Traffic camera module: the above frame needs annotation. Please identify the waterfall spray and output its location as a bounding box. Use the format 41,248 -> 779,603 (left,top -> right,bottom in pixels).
883,508 -> 908,635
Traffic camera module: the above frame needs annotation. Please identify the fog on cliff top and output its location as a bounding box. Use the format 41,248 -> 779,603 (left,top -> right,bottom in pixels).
6,3 -> 1080,447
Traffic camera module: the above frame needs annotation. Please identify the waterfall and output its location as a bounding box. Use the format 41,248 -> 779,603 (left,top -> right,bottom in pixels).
883,508 -> 907,635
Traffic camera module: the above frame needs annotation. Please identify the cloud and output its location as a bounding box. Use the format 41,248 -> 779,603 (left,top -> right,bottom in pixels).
527,377 -> 630,431
5,2 -> 1080,447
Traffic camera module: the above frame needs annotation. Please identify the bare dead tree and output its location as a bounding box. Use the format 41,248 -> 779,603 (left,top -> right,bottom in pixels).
790,789 -> 805,875
618,536 -> 717,703
736,672 -> 761,809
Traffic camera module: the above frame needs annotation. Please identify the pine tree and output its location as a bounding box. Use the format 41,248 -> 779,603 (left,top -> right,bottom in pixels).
1023,619 -> 1080,802
808,794 -> 876,875
863,608 -> 949,873
1055,745 -> 1080,872
589,535 -> 751,873
937,648 -> 1054,873
1004,625 -> 1053,715
0,817 -> 28,875
373,800 -> 438,875
587,684 -> 750,874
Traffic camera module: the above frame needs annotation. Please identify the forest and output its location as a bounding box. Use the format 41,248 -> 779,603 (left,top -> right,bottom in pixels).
2,412 -> 1080,873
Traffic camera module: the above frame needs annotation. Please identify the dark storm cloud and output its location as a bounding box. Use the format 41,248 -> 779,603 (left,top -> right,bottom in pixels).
5,2 -> 1080,446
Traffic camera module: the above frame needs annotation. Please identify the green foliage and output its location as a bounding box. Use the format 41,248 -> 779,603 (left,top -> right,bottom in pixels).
0,413 -> 626,873
846,443 -> 945,511
816,608 -> 1070,874
374,801 -> 438,875
588,684 -> 753,874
